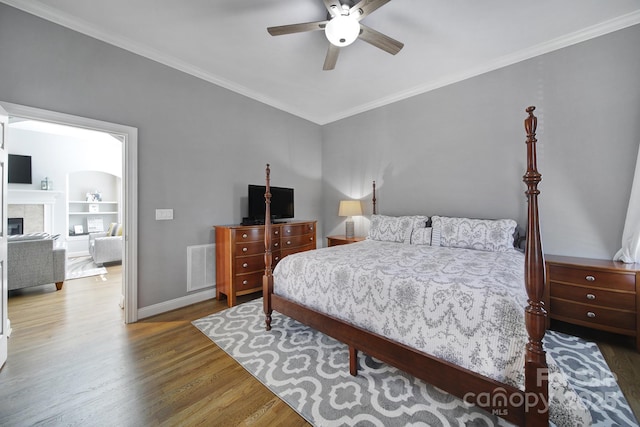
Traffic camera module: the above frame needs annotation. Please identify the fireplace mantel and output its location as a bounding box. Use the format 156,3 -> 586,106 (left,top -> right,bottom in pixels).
8,189 -> 63,205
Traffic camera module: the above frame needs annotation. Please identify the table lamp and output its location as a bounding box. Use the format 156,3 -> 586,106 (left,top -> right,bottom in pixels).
338,200 -> 362,238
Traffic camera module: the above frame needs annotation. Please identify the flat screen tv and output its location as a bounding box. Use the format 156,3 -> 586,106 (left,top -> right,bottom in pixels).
247,184 -> 294,223
8,154 -> 32,184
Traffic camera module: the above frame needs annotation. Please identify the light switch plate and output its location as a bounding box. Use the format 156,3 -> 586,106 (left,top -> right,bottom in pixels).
155,208 -> 173,220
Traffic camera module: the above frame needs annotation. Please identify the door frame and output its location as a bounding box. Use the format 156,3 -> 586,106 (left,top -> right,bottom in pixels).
0,101 -> 139,323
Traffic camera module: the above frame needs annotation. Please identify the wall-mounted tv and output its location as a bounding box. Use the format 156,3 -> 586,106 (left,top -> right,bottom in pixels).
8,154 -> 32,184
247,184 -> 294,223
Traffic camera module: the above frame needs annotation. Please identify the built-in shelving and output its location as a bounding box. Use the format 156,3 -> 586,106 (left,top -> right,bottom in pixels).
68,201 -> 119,234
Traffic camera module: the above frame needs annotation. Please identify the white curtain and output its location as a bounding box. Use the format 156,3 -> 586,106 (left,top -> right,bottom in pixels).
615,144 -> 640,263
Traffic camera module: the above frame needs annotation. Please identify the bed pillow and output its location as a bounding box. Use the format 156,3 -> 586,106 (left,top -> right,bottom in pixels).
410,227 -> 432,245
431,216 -> 517,252
368,215 -> 428,243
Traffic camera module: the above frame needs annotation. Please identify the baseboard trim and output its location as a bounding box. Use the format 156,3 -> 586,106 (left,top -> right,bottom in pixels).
137,288 -> 216,320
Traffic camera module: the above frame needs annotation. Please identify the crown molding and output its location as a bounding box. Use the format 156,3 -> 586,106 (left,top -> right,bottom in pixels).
319,10 -> 640,125
2,1 -> 639,125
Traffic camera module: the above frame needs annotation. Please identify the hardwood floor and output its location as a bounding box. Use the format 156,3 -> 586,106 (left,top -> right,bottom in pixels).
0,266 -> 307,426
1,269 -> 638,426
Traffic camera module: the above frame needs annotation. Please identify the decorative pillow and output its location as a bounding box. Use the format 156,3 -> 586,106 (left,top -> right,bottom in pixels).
410,227 -> 432,245
368,215 -> 428,243
431,216 -> 517,252
107,223 -> 123,236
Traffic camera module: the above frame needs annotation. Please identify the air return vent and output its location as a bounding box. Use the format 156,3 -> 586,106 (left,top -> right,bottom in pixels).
187,244 -> 215,292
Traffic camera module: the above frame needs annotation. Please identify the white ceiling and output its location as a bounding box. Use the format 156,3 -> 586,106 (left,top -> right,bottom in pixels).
3,0 -> 640,125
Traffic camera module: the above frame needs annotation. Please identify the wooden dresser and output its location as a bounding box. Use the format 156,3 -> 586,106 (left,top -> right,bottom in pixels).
214,220 -> 317,307
545,254 -> 640,351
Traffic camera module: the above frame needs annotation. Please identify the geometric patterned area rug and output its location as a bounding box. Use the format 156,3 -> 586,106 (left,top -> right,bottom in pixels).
193,298 -> 639,427
65,256 -> 108,280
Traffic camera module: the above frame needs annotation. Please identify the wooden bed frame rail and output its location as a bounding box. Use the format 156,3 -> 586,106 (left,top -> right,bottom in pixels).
263,106 -> 548,426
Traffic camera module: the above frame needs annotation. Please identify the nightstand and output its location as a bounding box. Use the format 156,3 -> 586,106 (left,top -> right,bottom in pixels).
327,235 -> 365,247
545,254 -> 640,351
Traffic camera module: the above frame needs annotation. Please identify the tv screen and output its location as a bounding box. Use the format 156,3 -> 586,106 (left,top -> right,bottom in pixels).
8,154 -> 32,184
248,184 -> 294,222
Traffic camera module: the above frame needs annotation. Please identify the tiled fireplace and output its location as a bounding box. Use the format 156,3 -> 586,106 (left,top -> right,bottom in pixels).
7,204 -> 44,234
7,190 -> 61,235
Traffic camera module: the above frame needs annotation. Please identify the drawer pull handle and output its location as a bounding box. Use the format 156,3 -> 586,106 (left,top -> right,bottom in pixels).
242,247 -> 248,252
586,293 -> 596,300
275,256 -> 279,261
242,280 -> 248,285
310,237 -> 313,241
585,275 -> 596,282
242,263 -> 248,268
275,231 -> 279,235
274,242 -> 279,247
287,241 -> 291,245
287,230 -> 291,234
586,311 -> 596,318
242,233 -> 248,239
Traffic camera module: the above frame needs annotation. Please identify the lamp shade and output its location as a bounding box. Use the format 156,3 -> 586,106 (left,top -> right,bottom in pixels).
338,200 -> 363,217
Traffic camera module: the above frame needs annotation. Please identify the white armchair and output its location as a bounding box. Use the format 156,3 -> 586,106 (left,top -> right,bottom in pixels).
88,232 -> 122,265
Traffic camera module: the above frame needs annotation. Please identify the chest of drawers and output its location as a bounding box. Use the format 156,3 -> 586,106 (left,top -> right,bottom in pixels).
545,255 -> 639,351
214,221 -> 316,307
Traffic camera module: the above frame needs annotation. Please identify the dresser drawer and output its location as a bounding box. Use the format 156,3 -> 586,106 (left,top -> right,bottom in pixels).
234,227 -> 280,243
235,253 -> 265,273
550,282 -> 635,311
234,271 -> 263,292
548,265 -> 636,292
236,239 -> 280,255
551,299 -> 636,331
281,233 -> 315,249
282,223 -> 314,236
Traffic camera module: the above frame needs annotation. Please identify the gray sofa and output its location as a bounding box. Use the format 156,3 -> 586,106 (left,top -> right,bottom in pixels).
8,236 -> 66,291
88,232 -> 122,265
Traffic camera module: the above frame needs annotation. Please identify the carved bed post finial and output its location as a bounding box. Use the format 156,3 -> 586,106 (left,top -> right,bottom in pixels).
372,180 -> 377,215
263,163 -> 273,330
523,106 -> 548,425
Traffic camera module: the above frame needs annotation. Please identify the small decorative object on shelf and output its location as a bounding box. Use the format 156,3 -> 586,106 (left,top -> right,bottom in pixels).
41,177 -> 53,190
85,190 -> 103,202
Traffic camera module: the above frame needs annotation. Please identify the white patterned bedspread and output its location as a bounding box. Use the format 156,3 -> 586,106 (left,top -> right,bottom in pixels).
273,240 -> 591,426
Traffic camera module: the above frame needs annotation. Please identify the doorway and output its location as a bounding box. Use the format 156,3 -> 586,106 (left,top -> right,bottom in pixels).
0,101 -> 138,323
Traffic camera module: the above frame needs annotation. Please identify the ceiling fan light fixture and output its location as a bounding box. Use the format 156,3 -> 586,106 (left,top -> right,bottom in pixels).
325,15 -> 360,47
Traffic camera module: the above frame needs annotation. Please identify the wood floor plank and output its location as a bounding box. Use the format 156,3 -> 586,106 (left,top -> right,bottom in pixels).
1,268 -> 637,426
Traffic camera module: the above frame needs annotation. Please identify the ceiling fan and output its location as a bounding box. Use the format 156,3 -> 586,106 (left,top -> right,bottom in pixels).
267,0 -> 404,70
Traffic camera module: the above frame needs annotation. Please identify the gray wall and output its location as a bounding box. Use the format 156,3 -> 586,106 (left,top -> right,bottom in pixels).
322,24 -> 640,260
1,3 -> 639,312
0,4 -> 323,308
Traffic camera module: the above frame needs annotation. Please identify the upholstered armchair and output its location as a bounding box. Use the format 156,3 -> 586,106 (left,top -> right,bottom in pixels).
88,232 -> 122,265
8,236 -> 66,291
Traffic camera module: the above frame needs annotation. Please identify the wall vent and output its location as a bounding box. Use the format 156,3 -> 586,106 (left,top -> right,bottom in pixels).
187,244 -> 215,292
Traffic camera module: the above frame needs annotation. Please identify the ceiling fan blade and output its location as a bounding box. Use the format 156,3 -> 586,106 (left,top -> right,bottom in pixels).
350,0 -> 390,20
358,24 -> 403,55
322,0 -> 343,17
323,44 -> 340,70
267,20 -> 328,36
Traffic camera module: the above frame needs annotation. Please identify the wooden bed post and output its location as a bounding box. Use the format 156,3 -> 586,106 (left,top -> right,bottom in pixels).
523,106 -> 549,425
263,164 -> 274,331
372,180 -> 377,215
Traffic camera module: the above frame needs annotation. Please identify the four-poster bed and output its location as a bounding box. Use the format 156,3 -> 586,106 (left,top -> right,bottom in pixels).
261,107 -> 586,426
